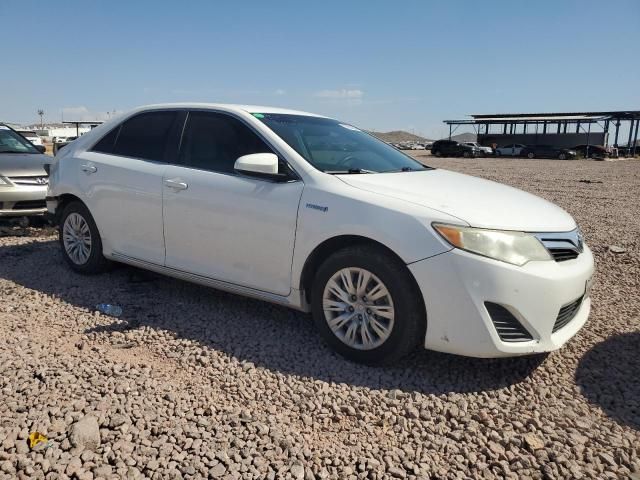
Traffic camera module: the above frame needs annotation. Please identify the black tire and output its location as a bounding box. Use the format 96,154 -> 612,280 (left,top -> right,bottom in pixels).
495,150 -> 501,156
59,201 -> 111,274
558,153 -> 567,160
527,152 -> 535,159
433,150 -> 441,157
463,151 -> 471,158
311,245 -> 426,365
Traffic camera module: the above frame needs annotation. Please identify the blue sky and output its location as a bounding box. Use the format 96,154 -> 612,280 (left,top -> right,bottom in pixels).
1,0 -> 638,138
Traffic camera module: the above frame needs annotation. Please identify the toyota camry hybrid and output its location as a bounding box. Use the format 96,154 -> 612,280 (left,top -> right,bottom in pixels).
46,104 -> 594,364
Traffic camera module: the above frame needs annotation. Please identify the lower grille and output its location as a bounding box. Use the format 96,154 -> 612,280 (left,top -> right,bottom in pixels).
547,248 -> 579,262
553,296 -> 583,333
12,200 -> 47,210
485,302 -> 533,342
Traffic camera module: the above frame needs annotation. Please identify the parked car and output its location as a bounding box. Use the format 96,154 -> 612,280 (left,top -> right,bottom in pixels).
47,104 -> 594,364
54,137 -> 68,144
463,142 -> 493,156
16,130 -> 43,146
520,145 -> 576,160
430,140 -> 479,158
494,144 -> 527,156
0,124 -> 51,218
410,143 -> 426,150
53,136 -> 78,155
571,144 -> 608,159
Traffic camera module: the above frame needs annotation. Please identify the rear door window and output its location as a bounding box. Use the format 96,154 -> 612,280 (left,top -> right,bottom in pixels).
91,126 -> 120,154
113,111 -> 178,161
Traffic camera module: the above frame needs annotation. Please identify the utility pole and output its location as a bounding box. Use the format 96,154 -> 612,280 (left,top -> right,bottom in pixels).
37,109 -> 44,128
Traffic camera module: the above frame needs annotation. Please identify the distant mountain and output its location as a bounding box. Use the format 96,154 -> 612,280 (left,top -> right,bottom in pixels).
449,132 -> 477,143
368,130 -> 432,143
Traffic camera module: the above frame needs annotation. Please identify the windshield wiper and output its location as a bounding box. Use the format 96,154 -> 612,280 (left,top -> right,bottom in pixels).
383,166 -> 431,173
325,168 -> 377,174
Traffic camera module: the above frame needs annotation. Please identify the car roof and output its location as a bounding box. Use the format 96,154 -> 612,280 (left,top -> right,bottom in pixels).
130,103 -> 327,118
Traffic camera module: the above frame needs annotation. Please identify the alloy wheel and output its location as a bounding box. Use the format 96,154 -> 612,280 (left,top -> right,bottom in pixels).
322,267 -> 395,350
62,212 -> 92,265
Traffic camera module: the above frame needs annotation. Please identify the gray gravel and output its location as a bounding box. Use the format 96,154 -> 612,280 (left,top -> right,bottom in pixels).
1,157 -> 639,479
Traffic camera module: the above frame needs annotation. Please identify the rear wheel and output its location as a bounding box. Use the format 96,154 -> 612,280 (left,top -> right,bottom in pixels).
59,201 -> 111,274
311,245 -> 425,365
463,151 -> 471,158
433,150 -> 441,157
527,152 -> 535,159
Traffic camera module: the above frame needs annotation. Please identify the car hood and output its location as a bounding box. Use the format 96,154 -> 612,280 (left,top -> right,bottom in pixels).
338,169 -> 576,232
0,153 -> 51,177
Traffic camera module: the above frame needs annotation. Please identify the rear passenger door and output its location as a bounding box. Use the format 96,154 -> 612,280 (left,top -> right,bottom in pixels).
82,110 -> 183,264
162,110 -> 304,296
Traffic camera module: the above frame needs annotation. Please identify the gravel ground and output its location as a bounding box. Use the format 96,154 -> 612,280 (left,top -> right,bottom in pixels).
1,157 -> 639,480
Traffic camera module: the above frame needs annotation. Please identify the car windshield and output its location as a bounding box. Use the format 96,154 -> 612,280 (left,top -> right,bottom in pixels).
0,127 -> 39,154
255,113 -> 430,173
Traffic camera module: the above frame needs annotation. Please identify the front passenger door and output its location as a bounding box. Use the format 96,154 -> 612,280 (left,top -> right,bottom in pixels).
162,111 -> 304,296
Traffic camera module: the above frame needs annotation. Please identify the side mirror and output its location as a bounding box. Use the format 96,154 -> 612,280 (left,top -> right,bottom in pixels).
234,153 -> 290,181
36,145 -> 47,153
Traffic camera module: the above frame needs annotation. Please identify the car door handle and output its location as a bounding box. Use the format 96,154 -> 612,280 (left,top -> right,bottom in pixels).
81,164 -> 97,174
164,178 -> 188,190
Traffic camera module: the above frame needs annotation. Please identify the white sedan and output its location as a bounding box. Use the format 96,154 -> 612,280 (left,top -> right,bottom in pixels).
495,143 -> 528,156
47,104 -> 594,364
464,142 -> 493,155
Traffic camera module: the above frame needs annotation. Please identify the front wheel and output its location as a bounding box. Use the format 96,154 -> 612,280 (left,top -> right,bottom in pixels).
558,153 -> 567,160
311,245 -> 426,365
527,152 -> 535,159
463,151 -> 471,158
433,150 -> 441,157
495,150 -> 501,156
59,201 -> 111,274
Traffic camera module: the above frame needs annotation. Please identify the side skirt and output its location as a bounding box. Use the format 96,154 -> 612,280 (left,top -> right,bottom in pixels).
109,251 -> 309,312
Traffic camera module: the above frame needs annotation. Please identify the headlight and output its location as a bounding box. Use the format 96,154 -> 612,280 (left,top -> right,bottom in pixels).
433,223 -> 552,266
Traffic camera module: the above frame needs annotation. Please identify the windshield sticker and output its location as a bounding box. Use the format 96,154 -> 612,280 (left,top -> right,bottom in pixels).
252,113 -> 265,118
339,123 -> 360,131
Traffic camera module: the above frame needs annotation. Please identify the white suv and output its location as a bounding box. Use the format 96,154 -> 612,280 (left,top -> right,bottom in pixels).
47,104 -> 594,364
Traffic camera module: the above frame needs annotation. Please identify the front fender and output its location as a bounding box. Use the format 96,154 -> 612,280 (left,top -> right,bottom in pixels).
291,185 -> 458,290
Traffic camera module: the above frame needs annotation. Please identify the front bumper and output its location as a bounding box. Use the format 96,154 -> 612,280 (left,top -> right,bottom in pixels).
409,245 -> 595,358
0,185 -> 48,217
